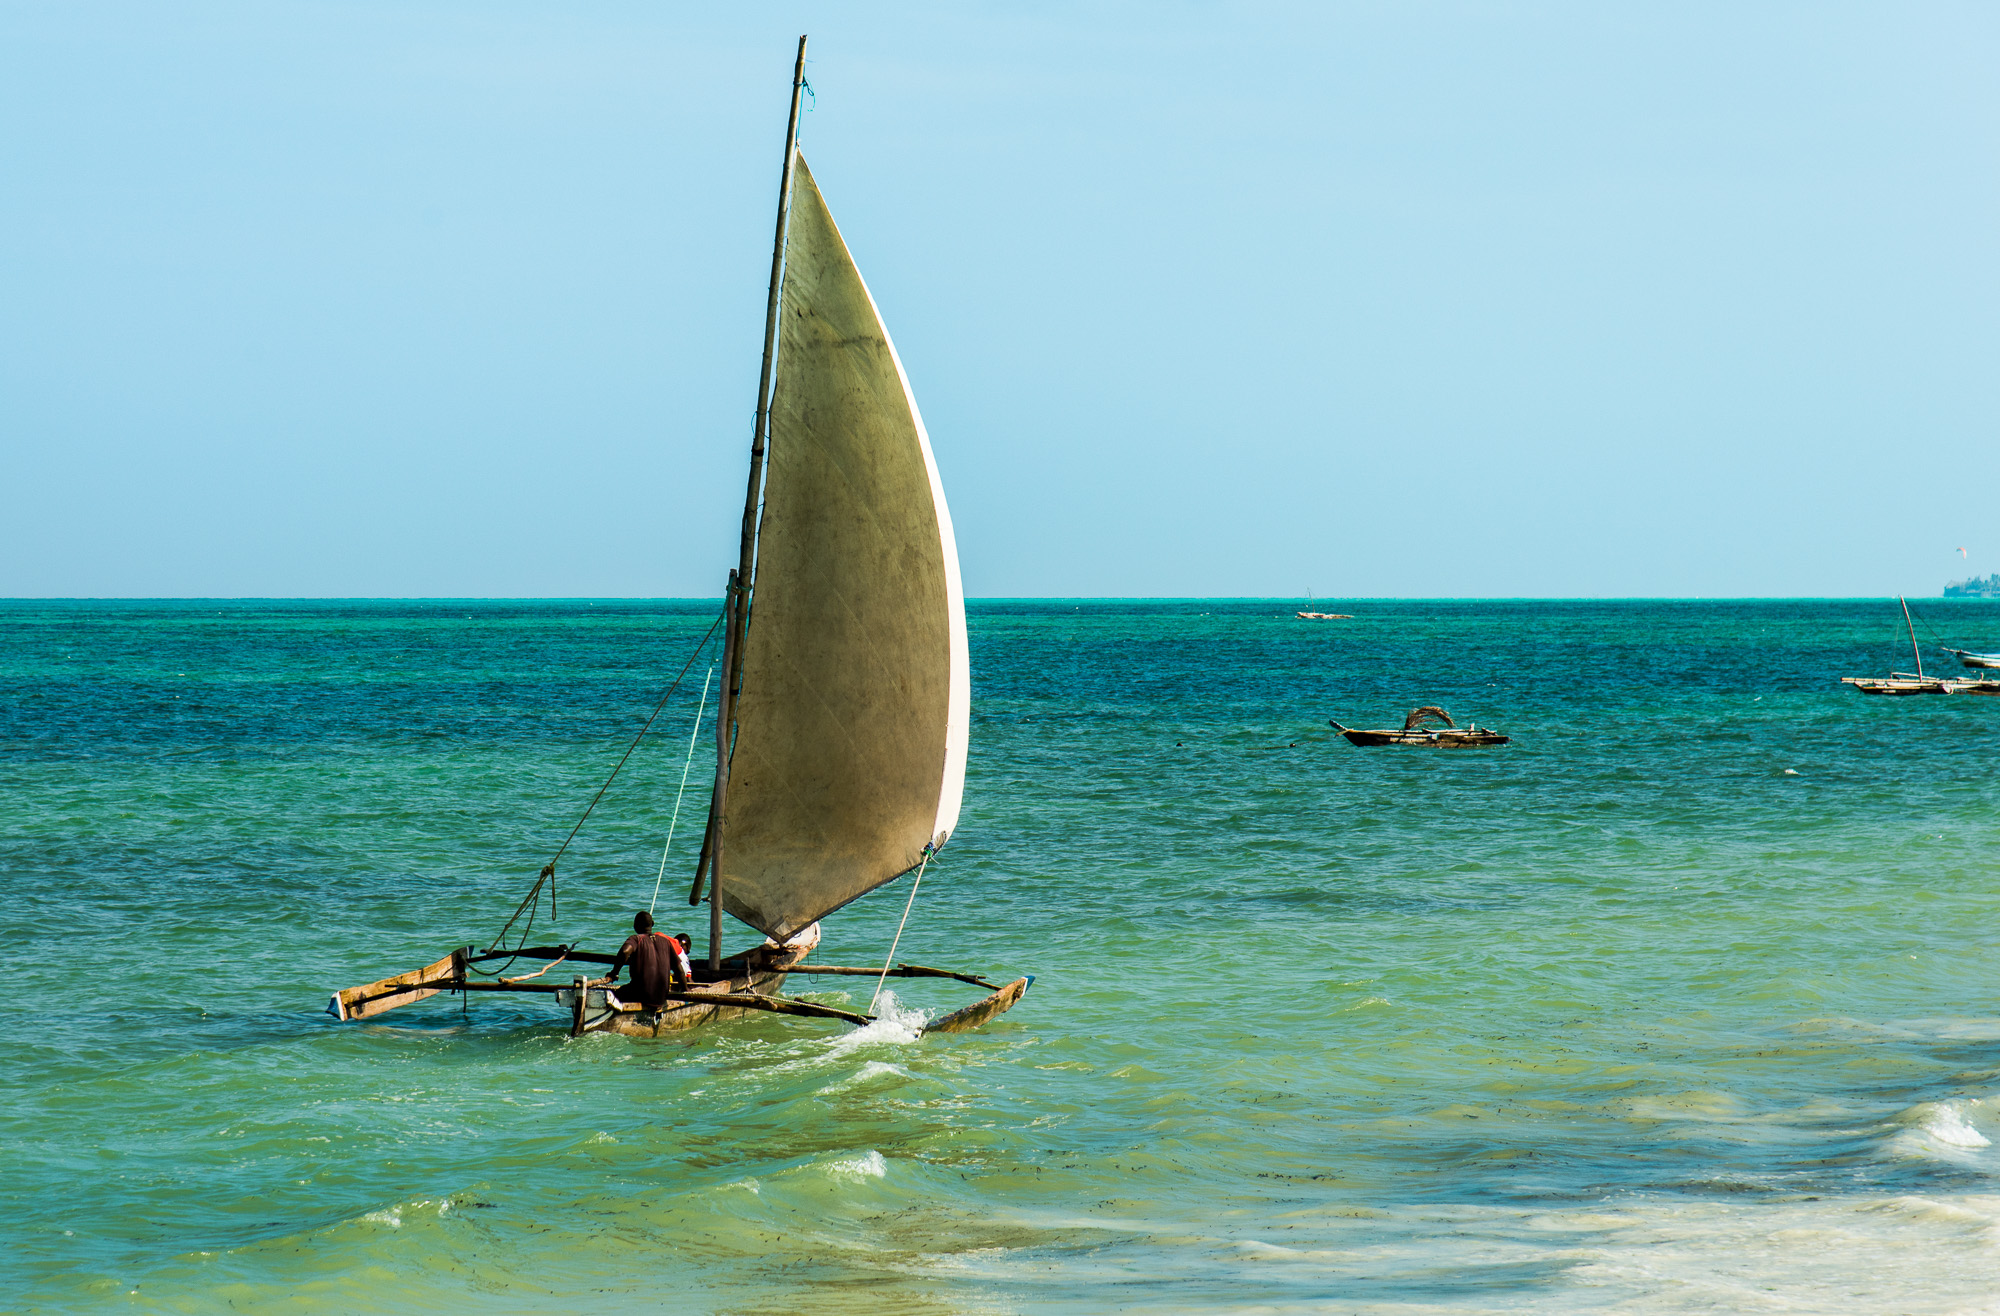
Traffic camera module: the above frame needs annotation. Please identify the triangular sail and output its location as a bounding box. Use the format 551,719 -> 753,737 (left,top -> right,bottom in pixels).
717,154 -> 970,943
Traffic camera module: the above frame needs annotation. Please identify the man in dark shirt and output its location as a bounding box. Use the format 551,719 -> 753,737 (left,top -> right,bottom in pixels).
607,911 -> 687,1007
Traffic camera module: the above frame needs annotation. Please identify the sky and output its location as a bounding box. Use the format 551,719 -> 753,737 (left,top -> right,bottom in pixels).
2,1 -> 1996,598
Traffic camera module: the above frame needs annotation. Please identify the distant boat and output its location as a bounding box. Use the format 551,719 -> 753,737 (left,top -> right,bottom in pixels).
329,38 -> 1030,1041
1842,675 -> 1951,695
1842,598 -> 1952,695
1942,648 -> 2000,669
1296,591 -> 1352,620
1329,706 -> 1509,748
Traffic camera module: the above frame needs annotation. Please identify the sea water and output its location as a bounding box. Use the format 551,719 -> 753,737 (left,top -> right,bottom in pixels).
6,598 -> 2000,1312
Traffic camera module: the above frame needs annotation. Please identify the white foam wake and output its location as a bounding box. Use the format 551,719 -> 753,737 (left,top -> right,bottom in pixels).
825,988 -> 928,1054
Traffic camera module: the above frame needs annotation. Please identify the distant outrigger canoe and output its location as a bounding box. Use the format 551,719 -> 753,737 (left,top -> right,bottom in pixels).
1329,706 -> 1509,748
1942,648 -> 2000,670
1843,598 -> 1952,696
1295,594 -> 1351,620
1841,674 -> 1952,696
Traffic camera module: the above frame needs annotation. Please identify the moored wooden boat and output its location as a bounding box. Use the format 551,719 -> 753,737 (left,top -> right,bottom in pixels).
1943,648 -> 2000,670
329,38 -> 1030,1042
1842,674 -> 1951,696
1328,706 -> 1508,748
1297,611 -> 1353,620
1841,599 -> 1952,695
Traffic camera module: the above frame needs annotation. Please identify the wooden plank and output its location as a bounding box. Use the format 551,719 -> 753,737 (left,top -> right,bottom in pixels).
896,962 -> 1005,990
330,951 -> 461,1021
656,989 -> 873,1026
467,946 -> 617,966
922,977 -> 1032,1035
779,963 -> 1003,990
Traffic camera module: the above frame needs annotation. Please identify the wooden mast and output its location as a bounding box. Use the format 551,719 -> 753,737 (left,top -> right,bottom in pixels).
697,36 -> 810,972
1902,596 -> 1923,678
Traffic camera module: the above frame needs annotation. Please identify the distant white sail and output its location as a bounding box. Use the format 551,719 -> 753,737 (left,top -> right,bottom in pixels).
718,153 -> 970,943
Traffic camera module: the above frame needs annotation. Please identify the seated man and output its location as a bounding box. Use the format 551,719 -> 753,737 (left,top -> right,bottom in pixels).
606,911 -> 688,1007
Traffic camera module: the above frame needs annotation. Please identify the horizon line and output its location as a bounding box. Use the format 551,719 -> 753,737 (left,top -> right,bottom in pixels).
2,594 -> 1991,605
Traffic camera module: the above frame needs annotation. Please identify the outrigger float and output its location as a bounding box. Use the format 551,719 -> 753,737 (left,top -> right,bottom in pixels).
329,38 -> 1030,1041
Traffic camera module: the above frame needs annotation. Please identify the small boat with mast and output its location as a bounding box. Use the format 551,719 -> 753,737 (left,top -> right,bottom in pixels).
330,39 -> 1031,1040
1296,590 -> 1352,621
1941,648 -> 2000,670
1328,706 -> 1508,747
1841,597 -> 1952,695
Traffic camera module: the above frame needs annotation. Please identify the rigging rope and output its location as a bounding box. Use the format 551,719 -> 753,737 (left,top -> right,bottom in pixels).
868,846 -> 932,1015
484,608 -> 726,957
651,664 -> 715,916
1906,600 -> 1956,652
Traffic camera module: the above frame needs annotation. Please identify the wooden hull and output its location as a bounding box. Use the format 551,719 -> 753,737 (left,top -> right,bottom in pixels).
1332,723 -> 1508,748
558,963 -> 799,1038
559,924 -> 820,1037
1842,676 -> 1950,695
568,969 -> 1035,1038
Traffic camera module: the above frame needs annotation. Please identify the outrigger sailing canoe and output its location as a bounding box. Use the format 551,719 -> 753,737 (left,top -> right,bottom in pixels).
1328,706 -> 1509,748
1841,674 -> 1953,695
331,39 -> 1030,1040
1841,598 -> 1952,696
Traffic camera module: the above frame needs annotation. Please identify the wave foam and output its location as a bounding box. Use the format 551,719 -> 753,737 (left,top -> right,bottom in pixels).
1884,1101 -> 1996,1163
827,1150 -> 888,1181
1931,1106 -> 1991,1149
826,989 -> 928,1053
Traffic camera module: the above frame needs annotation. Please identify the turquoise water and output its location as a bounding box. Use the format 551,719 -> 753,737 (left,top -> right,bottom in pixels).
8,598 -> 2000,1312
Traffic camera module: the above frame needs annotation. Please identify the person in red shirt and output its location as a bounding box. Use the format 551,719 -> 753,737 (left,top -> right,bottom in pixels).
606,911 -> 689,1007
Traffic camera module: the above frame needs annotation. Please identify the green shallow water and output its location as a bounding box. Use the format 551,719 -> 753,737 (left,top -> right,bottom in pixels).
7,598 -> 2000,1312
